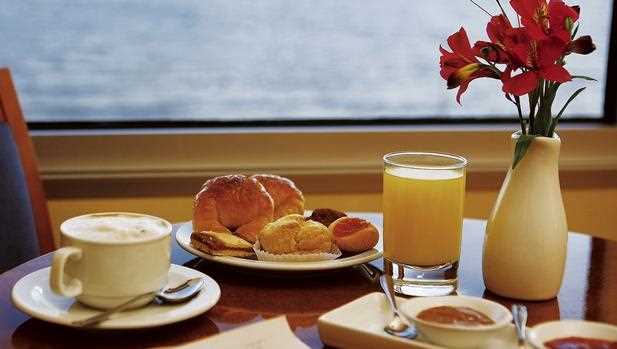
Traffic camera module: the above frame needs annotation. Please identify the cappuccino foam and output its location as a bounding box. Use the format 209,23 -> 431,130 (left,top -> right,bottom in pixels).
63,214 -> 170,243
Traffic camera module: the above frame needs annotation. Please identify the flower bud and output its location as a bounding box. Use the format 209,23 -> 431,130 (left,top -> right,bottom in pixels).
569,35 -> 596,55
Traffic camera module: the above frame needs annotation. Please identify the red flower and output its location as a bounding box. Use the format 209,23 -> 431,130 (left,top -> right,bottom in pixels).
440,27 -> 499,103
438,0 -> 593,102
510,0 -> 579,42
438,0 -> 594,142
473,15 -> 513,63
502,35 -> 571,96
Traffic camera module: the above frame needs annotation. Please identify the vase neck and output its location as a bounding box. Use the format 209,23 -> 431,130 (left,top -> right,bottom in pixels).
510,133 -> 561,167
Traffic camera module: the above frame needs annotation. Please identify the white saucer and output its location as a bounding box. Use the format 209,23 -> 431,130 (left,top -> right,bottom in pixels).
176,221 -> 382,271
11,264 -> 221,329
318,292 -> 529,349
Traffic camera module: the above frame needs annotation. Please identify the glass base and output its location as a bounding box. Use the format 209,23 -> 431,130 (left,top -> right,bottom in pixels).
384,258 -> 458,297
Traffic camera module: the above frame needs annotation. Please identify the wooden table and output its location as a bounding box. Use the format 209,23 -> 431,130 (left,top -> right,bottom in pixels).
1,215 -> 616,348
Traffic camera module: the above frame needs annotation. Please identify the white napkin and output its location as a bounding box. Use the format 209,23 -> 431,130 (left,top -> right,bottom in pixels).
156,316 -> 310,349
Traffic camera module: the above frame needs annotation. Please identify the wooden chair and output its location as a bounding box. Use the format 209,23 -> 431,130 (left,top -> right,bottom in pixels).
0,68 -> 54,271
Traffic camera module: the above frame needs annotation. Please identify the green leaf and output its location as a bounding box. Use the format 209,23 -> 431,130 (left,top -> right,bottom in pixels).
548,87 -> 586,136
548,118 -> 558,137
571,75 -> 597,81
512,135 -> 535,169
555,87 -> 586,121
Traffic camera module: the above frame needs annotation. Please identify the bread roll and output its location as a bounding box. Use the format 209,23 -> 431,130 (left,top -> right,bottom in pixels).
193,175 -> 274,243
251,174 -> 304,219
258,214 -> 333,254
329,217 -> 379,253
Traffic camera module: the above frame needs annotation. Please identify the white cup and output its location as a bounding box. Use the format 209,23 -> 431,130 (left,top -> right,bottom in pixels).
50,212 -> 172,309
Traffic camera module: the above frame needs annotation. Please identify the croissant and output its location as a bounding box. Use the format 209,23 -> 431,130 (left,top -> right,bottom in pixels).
193,175 -> 274,243
251,174 -> 305,219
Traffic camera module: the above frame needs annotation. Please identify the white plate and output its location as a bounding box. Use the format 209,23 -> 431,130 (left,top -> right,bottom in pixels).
176,221 -> 382,271
11,264 -> 220,329
318,292 -> 528,349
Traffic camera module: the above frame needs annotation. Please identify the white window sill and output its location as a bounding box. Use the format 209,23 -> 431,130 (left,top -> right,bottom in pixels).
32,123 -> 617,181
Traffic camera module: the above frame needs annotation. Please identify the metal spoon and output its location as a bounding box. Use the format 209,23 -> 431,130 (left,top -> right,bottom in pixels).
512,304 -> 530,348
379,274 -> 417,339
358,263 -> 380,282
72,277 -> 205,327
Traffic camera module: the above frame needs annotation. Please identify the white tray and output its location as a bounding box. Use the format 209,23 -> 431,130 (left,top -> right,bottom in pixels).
318,292 -> 526,349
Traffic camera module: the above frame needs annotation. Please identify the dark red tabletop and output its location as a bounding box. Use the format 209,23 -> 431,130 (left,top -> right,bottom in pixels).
1,215 -> 616,348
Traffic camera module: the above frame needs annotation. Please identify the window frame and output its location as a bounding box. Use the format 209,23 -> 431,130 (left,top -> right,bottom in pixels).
603,0 -> 617,123
22,1 -> 617,130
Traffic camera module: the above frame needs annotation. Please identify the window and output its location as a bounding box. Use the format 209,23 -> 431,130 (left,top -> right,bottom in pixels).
1,0 -> 614,126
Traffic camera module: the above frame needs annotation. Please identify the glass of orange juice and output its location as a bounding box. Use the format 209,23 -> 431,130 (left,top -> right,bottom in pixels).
383,152 -> 467,296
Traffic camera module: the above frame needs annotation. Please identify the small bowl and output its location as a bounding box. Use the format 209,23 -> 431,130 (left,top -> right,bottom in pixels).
529,320 -> 617,349
399,295 -> 512,349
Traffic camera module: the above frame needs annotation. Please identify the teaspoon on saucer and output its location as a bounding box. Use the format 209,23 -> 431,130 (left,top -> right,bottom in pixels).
72,277 -> 204,327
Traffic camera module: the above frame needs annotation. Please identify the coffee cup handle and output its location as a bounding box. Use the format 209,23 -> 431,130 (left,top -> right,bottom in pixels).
50,247 -> 83,297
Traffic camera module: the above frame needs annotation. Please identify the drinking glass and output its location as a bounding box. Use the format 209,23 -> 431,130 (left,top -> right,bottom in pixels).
382,152 -> 467,296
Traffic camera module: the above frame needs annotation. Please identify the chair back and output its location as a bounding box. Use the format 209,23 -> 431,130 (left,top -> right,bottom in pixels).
0,68 -> 54,271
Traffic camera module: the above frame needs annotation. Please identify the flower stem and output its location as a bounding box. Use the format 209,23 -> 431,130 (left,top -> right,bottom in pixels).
528,83 -> 541,133
469,0 -> 493,16
514,95 -> 526,135
495,0 -> 511,23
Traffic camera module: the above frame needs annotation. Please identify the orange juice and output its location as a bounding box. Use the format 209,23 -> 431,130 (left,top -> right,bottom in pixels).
383,166 -> 465,266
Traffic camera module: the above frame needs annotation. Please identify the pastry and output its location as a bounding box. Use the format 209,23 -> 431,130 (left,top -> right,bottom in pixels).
193,175 -> 274,243
190,231 -> 255,257
251,174 -> 304,219
307,208 -> 347,227
329,217 -> 379,253
258,214 -> 334,254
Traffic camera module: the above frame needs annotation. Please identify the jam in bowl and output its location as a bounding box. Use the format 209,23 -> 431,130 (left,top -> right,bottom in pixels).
399,295 -> 512,349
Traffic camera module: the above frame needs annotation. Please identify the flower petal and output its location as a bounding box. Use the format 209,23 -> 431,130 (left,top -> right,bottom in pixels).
448,63 -> 481,89
523,20 -> 549,40
486,15 -> 512,45
549,0 -> 579,29
512,0 -> 550,40
537,36 -> 568,67
454,67 -> 500,104
502,71 -> 539,96
510,0 -> 540,19
447,27 -> 476,62
503,28 -> 533,68
455,81 -> 471,105
439,46 -> 457,79
539,64 -> 572,82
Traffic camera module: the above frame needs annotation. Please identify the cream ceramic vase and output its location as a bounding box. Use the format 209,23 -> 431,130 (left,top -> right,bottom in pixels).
482,132 -> 568,300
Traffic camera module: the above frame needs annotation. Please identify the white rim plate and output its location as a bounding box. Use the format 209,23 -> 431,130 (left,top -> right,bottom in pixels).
176,221 -> 382,271
11,264 -> 220,329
